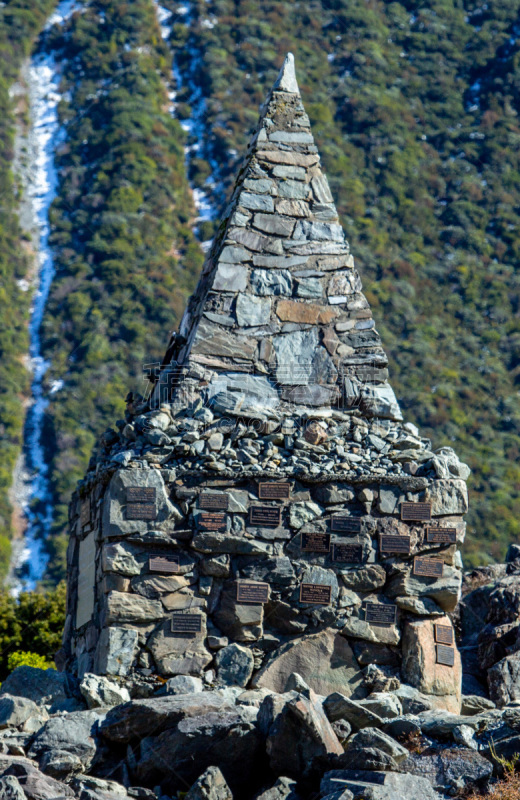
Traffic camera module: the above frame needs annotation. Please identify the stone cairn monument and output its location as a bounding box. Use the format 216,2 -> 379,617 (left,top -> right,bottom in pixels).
62,54 -> 470,713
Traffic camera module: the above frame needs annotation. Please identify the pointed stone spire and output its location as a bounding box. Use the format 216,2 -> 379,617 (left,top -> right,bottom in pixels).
157,54 -> 401,422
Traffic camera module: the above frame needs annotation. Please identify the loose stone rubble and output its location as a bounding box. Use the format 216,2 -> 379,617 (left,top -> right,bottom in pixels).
1,51 -> 510,800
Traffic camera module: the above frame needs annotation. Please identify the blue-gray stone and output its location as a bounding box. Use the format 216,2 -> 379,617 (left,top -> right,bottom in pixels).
236,294 -> 271,327
251,269 -> 292,296
239,192 -> 274,212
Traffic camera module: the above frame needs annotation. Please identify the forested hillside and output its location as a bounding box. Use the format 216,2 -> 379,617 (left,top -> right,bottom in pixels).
0,0 -> 58,577
2,0 -> 519,579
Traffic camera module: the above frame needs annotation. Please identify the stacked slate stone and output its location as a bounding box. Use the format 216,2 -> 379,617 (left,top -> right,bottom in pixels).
62,55 -> 471,715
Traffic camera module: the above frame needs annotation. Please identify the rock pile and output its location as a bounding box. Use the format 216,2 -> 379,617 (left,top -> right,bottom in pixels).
60,55 -> 470,721
0,659 -> 516,799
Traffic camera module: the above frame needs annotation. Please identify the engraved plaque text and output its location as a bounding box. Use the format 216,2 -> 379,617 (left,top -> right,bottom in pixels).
434,624 -> 454,646
198,512 -> 227,532
299,584 -> 332,605
171,614 -> 203,634
149,555 -> 180,574
332,543 -> 363,563
199,493 -> 229,510
413,557 -> 444,578
249,506 -> 281,528
126,487 -> 156,503
127,503 -> 157,521
436,644 -> 455,666
426,527 -> 457,544
236,581 -> 270,604
380,534 -> 411,554
365,603 -> 397,625
331,516 -> 361,533
401,501 -> 431,521
259,482 -> 290,500
301,532 -> 331,553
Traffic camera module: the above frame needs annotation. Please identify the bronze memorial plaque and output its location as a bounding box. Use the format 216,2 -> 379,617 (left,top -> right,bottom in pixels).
401,501 -> 431,521
436,644 -> 455,667
126,487 -> 156,504
413,557 -> 444,578
258,482 -> 290,500
149,555 -> 180,574
236,581 -> 270,604
249,506 -> 281,527
301,532 -> 331,553
380,534 -> 411,554
332,543 -> 363,563
427,527 -> 457,544
435,624 -> 454,646
171,614 -> 203,634
331,516 -> 362,533
198,512 -> 227,532
299,583 -> 332,605
365,603 -> 397,625
126,504 -> 157,521
199,493 -> 229,511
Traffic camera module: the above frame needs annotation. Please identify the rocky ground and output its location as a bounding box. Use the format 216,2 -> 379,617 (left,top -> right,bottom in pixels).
2,550 -> 520,800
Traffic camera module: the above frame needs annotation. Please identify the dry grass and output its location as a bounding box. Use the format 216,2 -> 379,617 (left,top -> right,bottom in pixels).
464,771 -> 520,799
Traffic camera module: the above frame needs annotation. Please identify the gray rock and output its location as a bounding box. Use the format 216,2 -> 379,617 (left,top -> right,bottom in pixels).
0,668 -> 82,714
0,695 -> 41,730
192,534 -> 273,556
254,776 -> 300,800
136,708 -> 262,794
295,278 -> 323,298
403,748 -> 493,793
289,501 -> 322,529
220,245 -> 250,264
251,269 -> 292,296
296,220 -> 343,242
253,214 -> 296,237
323,693 -> 384,730
273,329 -> 318,384
264,690 -> 342,778
94,627 -> 138,677
79,674 -> 130,709
0,777 -> 26,800
393,685 -> 434,714
102,469 -> 178,538
104,591 -> 163,624
215,644 -> 254,687
28,710 -> 104,776
339,727 -> 408,771
424,479 -> 469,516
185,766 -> 232,800
236,295 -> 271,327
160,675 -> 204,695
339,565 -> 386,593
461,695 -> 495,715
277,181 -> 308,200
0,754 -> 75,798
488,654 -> 520,707
207,373 -> 279,415
359,693 -> 402,720
386,566 -> 461,612
212,264 -> 249,292
147,614 -> 212,676
322,770 -> 444,800
240,193 -> 274,212
100,692 -> 234,743
382,715 -> 422,738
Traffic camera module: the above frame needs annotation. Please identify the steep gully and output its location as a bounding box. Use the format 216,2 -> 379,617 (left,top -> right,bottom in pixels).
9,1 -> 220,589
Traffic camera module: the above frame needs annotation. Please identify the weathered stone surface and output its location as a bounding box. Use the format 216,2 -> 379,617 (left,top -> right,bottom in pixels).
251,269 -> 292,296
0,755 -> 75,799
79,674 -> 130,709
215,644 -> 255,687
94,627 -> 138,677
28,710 -> 104,775
215,585 -> 264,642
386,566 -> 462,612
100,692 -> 233,743
401,617 -> 462,713
359,693 -> 402,720
0,668 -> 81,714
147,616 -> 212,676
102,469 -> 178,538
323,693 -> 384,730
488,654 -> 520,707
341,616 -> 400,646
192,319 -> 256,359
254,629 -> 365,697
340,566 -> 386,593
0,695 -> 42,730
184,766 -> 233,800
403,749 -> 493,793
160,675 -> 204,695
212,263 -> 248,292
321,770 -> 443,800
255,776 -> 300,800
273,329 -> 319,384
240,193 -> 274,212
264,690 -> 343,778
338,727 -> 408,771
0,776 -> 26,800
192,534 -> 272,556
236,294 -> 271,327
101,542 -> 144,576
253,213 -> 295,236
104,591 -> 163,624
136,708 -> 262,794
424,479 -> 469,516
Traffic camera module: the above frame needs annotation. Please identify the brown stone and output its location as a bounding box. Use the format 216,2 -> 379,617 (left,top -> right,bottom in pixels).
276,300 -> 321,324
253,628 -> 365,697
303,422 -> 327,445
401,616 -> 461,713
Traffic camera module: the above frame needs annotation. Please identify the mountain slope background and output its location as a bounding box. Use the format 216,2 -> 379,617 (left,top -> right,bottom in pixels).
2,0 -> 520,578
